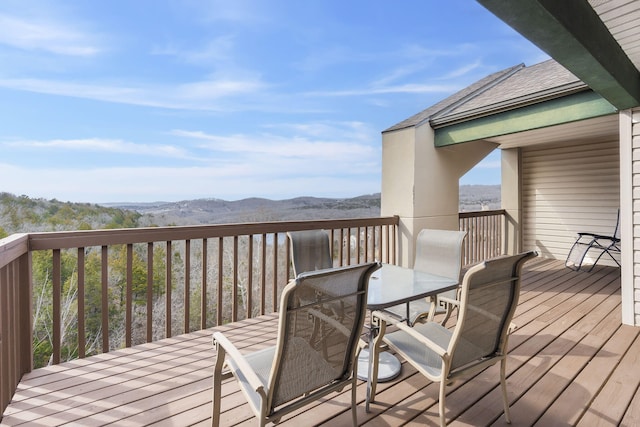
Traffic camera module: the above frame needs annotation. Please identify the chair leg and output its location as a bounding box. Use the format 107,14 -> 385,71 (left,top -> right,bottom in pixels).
369,318 -> 386,403
438,381 -> 447,427
500,357 -> 511,424
440,303 -> 454,326
211,347 -> 226,427
351,374 -> 358,426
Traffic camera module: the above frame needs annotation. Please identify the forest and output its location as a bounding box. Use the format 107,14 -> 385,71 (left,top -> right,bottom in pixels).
1,187 -> 500,367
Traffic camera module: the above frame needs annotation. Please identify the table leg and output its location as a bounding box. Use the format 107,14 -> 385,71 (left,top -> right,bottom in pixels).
365,319 -> 375,412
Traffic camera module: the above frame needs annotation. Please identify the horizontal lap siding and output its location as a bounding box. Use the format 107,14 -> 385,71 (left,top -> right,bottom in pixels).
522,139 -> 620,264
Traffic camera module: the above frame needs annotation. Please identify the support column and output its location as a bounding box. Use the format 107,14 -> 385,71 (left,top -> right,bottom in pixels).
501,148 -> 522,256
381,124 -> 496,267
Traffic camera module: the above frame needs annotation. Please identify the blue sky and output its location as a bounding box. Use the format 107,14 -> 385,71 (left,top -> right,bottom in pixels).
0,1 -> 547,203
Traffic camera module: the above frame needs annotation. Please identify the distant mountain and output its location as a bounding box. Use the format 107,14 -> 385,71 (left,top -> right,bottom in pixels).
108,194 -> 383,226
459,185 -> 501,212
1,185 -> 500,235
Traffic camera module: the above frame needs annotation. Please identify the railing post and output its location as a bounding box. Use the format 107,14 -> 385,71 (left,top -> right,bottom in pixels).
19,252 -> 33,373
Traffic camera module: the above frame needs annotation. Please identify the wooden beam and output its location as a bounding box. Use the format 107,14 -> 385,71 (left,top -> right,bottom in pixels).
434,90 -> 616,146
477,0 -> 640,110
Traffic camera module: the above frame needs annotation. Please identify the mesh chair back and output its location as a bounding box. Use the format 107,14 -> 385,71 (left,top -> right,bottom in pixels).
449,251 -> 535,374
413,229 -> 466,281
288,230 -> 333,276
269,262 -> 378,407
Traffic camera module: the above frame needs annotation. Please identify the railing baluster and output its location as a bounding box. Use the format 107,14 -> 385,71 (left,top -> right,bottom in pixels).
217,238 -> 223,325
101,246 -> 109,352
125,244 -> 132,347
232,236 -> 238,322
201,238 -> 207,330
52,249 -> 61,363
261,234 -> 266,316
339,229 -> 344,266
184,239 -> 191,333
165,241 -> 172,338
247,235 -> 253,320
272,233 -> 278,312
146,242 -> 153,343
77,248 -> 86,358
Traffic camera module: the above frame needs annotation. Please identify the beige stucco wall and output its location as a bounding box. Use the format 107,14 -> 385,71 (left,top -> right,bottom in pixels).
501,148 -> 522,255
381,123 -> 496,267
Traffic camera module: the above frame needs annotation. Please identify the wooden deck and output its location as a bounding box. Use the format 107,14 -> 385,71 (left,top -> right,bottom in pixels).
1,258 -> 636,426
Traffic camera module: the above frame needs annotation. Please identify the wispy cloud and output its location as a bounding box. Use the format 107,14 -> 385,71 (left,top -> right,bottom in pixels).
0,75 -> 269,110
304,83 -> 460,97
0,13 -> 101,56
151,35 -> 236,65
0,162 -> 379,203
171,122 -> 378,162
3,138 -> 190,158
440,60 -> 483,80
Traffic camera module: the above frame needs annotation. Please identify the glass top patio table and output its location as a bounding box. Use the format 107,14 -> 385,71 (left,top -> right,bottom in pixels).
366,263 -> 459,310
361,263 -> 459,412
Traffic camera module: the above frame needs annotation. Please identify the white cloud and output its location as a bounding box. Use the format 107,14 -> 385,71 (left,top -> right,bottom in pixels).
304,83 -> 460,97
170,123 -> 378,162
4,138 -> 190,158
0,76 -> 269,111
0,161 -> 380,203
151,35 -> 236,65
0,13 -> 100,56
441,60 -> 483,80
476,159 -> 501,169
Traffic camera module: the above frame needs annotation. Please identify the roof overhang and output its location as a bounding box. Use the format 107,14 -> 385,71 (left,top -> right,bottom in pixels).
477,0 -> 640,110
434,90 -> 617,147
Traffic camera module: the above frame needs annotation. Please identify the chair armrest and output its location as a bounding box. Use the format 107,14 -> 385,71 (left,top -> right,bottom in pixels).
437,296 -> 459,307
372,310 -> 447,358
212,331 -> 266,394
576,233 -> 619,243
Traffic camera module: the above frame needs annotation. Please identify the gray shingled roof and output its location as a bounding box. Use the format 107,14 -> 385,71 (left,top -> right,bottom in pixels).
384,59 -> 586,133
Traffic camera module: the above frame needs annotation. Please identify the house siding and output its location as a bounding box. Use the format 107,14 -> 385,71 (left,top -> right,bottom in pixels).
521,139 -> 620,264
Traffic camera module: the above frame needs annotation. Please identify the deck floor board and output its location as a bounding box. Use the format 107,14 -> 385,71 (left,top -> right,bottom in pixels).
1,259 -> 632,426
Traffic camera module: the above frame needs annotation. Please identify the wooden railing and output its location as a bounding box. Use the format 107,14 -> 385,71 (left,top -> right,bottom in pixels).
15,217 -> 398,366
0,210 -> 506,416
0,234 -> 31,415
459,209 -> 506,265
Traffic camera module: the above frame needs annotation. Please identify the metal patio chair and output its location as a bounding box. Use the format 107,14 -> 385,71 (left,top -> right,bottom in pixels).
211,262 -> 380,427
371,251 -> 537,426
382,229 -> 467,326
287,229 -> 333,275
565,210 -> 621,272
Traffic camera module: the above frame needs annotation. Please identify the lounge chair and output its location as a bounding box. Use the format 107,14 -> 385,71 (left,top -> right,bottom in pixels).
371,251 -> 537,426
565,210 -> 621,272
211,262 -> 380,427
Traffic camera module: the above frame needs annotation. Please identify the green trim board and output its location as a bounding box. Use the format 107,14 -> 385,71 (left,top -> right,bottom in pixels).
434,90 -> 616,147
477,0 -> 640,110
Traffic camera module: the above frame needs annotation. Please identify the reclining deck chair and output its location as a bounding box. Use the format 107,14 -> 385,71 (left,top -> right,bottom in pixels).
212,262 -> 380,427
565,210 -> 621,272
383,229 -> 467,326
371,251 -> 536,426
